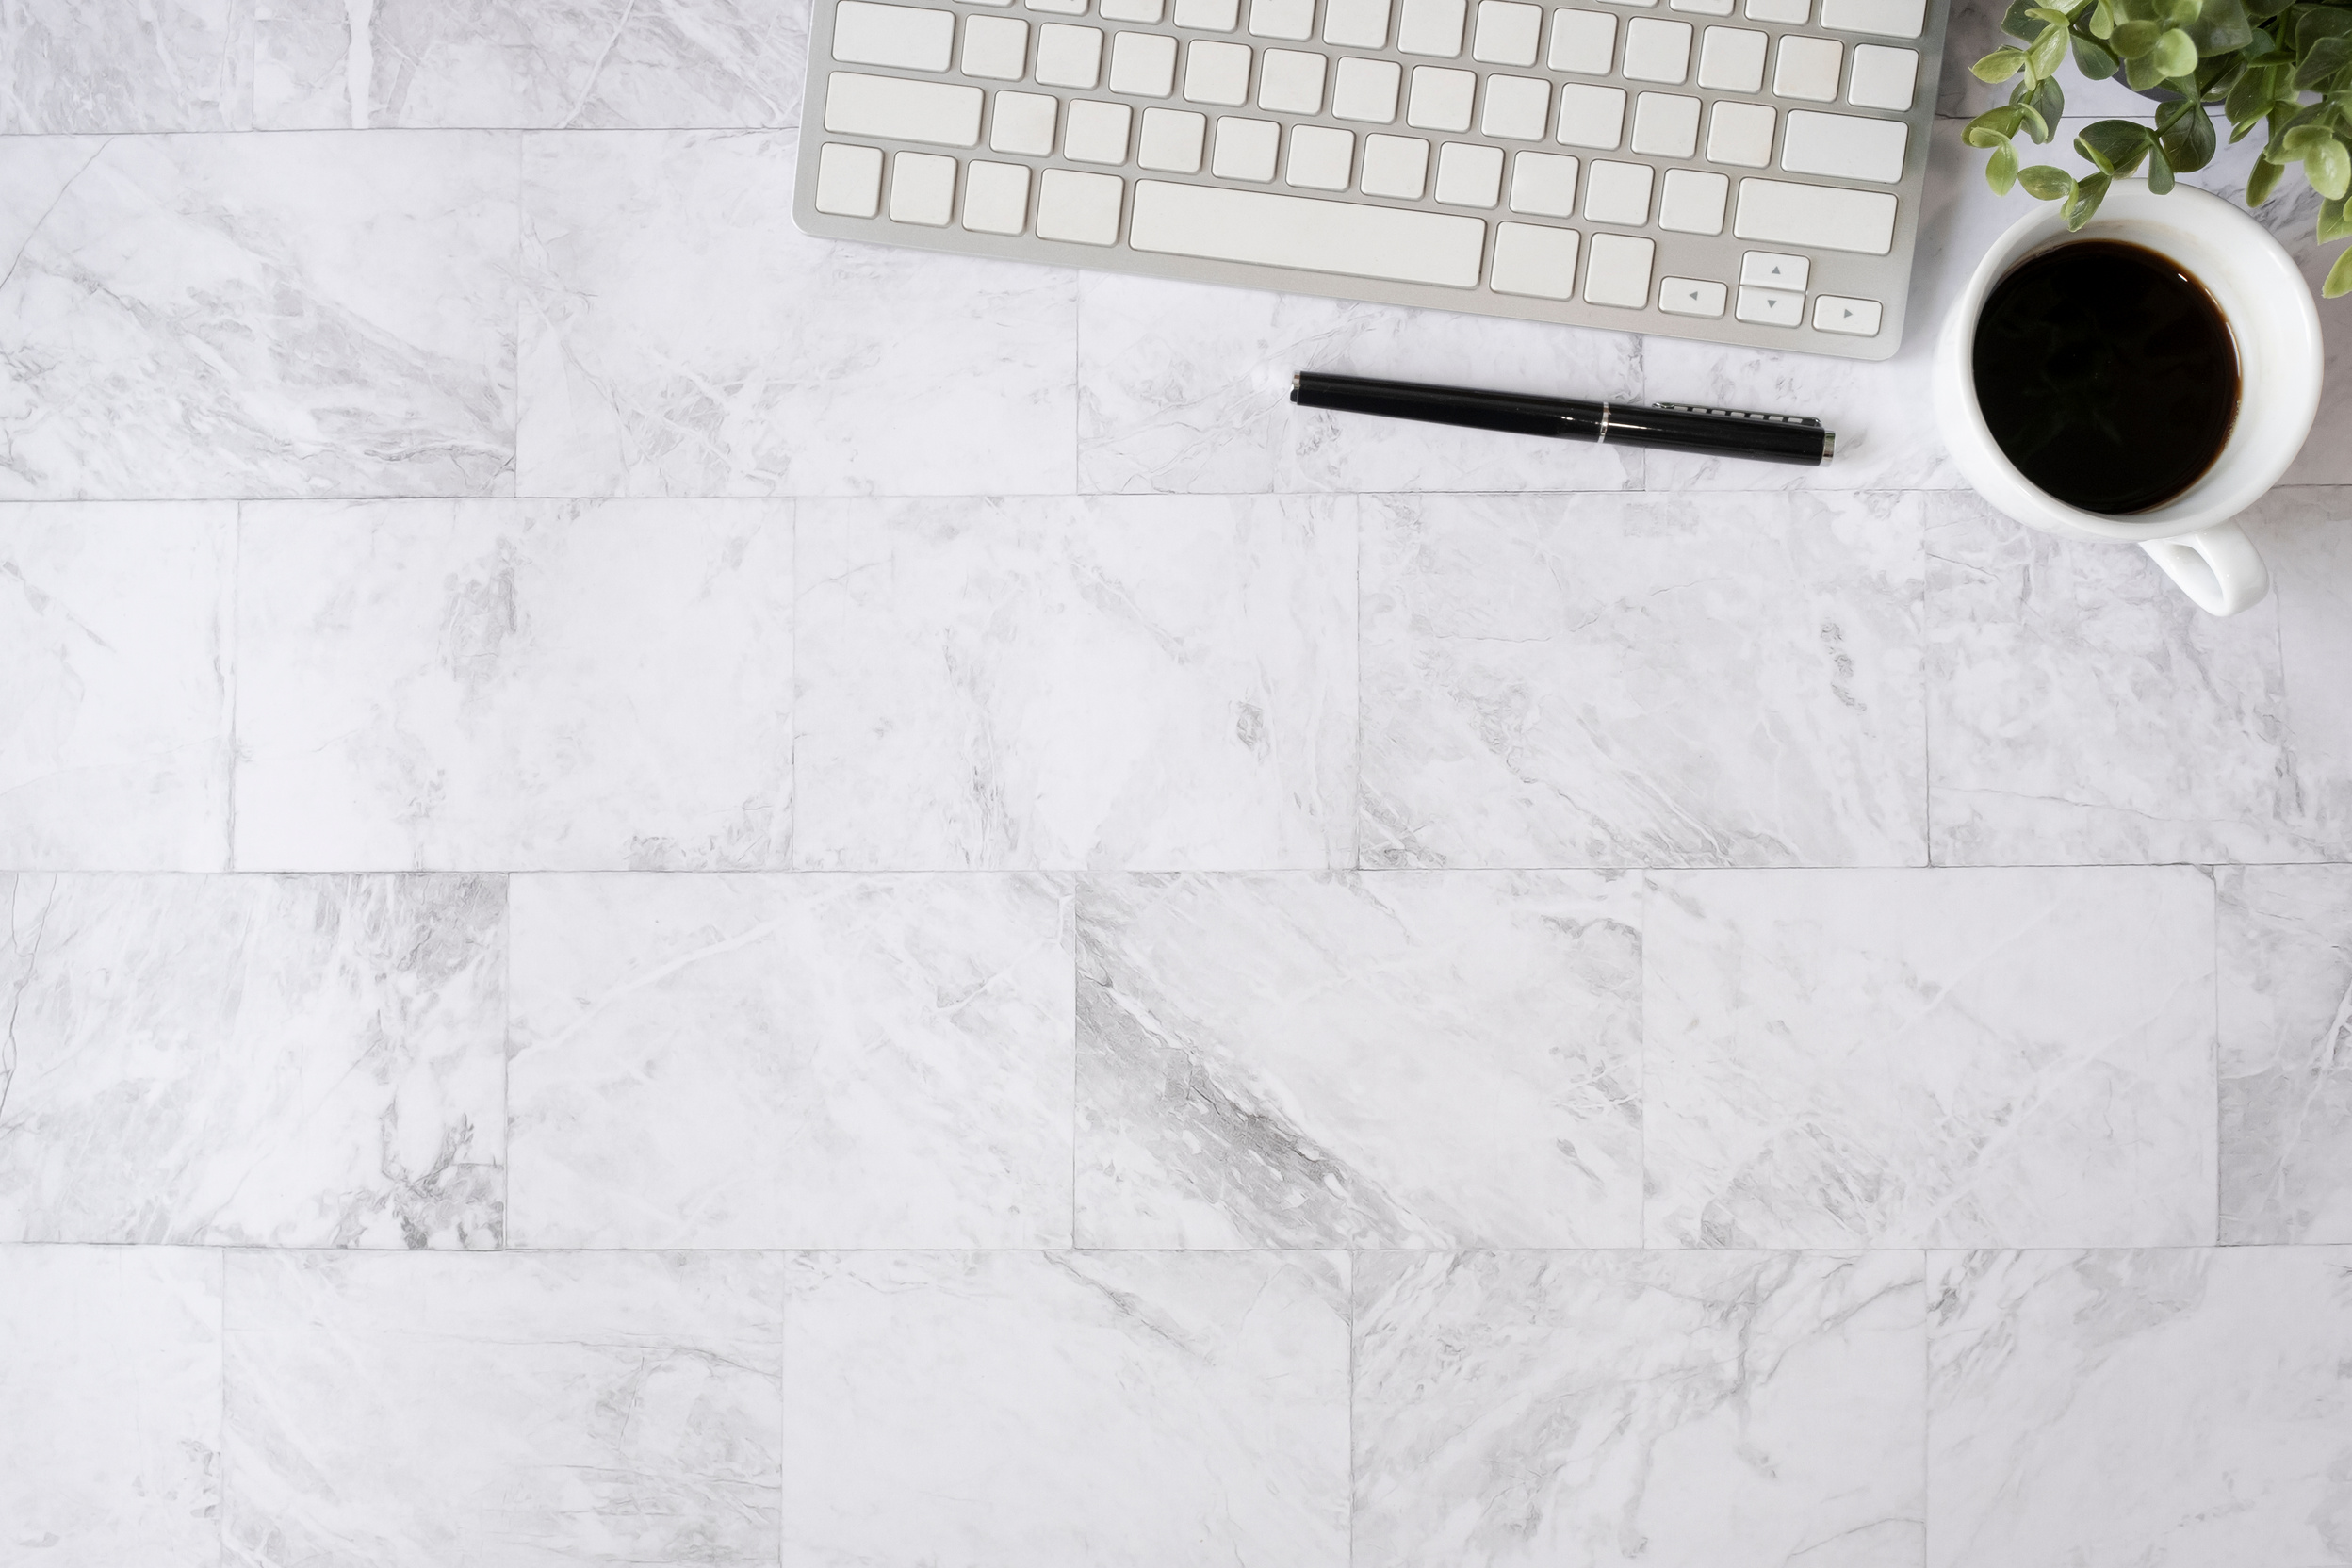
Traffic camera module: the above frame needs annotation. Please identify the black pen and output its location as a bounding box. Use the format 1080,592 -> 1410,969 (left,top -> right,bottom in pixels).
1291,371 -> 1835,466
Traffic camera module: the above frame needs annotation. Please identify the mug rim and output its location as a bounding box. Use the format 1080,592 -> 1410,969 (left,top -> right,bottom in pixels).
1940,181 -> 2325,543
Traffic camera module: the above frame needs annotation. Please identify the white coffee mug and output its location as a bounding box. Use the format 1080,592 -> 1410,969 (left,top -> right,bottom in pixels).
1933,180 -> 2323,616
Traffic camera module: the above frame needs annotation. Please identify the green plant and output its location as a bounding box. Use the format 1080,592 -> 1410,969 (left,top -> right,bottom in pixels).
1964,0 -> 2352,294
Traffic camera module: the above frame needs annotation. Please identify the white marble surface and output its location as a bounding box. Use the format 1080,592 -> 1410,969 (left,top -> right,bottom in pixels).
6,3 -> 2352,1561
509,872 -> 1075,1247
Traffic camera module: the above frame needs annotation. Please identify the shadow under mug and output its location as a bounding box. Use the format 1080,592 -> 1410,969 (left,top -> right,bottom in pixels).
1932,181 -> 2323,617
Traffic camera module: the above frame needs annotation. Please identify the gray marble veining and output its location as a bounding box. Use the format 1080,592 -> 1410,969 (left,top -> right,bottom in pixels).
0,872 -> 504,1247
2220,865 -> 2352,1243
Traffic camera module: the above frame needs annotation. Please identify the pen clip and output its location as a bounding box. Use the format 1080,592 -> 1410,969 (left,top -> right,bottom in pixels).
1652,402 -> 1824,429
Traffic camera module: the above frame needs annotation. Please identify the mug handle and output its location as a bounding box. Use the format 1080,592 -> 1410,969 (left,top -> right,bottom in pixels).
2140,521 -> 2270,617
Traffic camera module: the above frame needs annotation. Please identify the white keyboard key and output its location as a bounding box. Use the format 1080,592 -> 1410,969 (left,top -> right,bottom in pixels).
1600,0 -> 1655,7
962,159 -> 1032,231
1130,178 -> 1487,283
1706,99 -> 1773,164
1782,108 -> 1904,181
963,15 -> 1031,77
1037,167 -> 1125,241
1630,91 -> 1698,156
1037,22 -> 1105,85
1138,106 -> 1209,168
1325,0 -> 1393,43
1288,123 -> 1357,187
1361,132 -> 1431,195
1174,0 -> 1240,24
1658,275 -> 1727,315
1773,35 -> 1841,99
1102,0 -> 1165,18
1734,176 -> 1896,253
1745,0 -> 1805,16
814,142 -> 885,216
1184,38 -> 1252,101
1028,0 -> 1087,12
1509,149 -> 1579,214
1109,30 -> 1179,92
1491,222 -> 1580,297
1736,285 -> 1804,324
991,89 -> 1059,151
1697,25 -> 1765,90
1583,158 -> 1652,223
1658,166 -> 1727,231
833,1 -> 958,69
1259,48 -> 1329,110
1847,42 -> 1917,109
1582,231 -> 1653,305
1435,140 -> 1505,204
1250,0 -> 1318,33
825,71 -> 985,146
1332,57 -> 1402,120
1548,8 -> 1617,70
1406,65 -> 1476,130
1473,0 -> 1544,61
1740,249 -> 1807,287
1481,74 -> 1551,139
1820,0 -> 1921,35
1556,82 -> 1625,146
1397,0 -> 1468,53
1621,17 -> 1691,80
1064,97 -> 1135,160
1670,0 -> 1733,13
1214,115 -> 1282,178
889,150 -> 958,223
1812,292 -> 1883,335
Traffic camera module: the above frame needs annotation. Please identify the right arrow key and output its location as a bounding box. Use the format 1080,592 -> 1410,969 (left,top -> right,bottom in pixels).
1811,293 -> 1883,336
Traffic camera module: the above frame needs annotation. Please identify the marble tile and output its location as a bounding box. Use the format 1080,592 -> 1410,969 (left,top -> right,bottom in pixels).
0,0 -> 253,132
509,872 -> 1075,1248
782,1250 -> 1349,1567
1076,871 -> 1643,1248
1928,488 -> 2352,864
0,872 -> 504,1247
234,498 -> 792,871
254,0 -> 806,130
795,494 -> 1356,870
2220,865 -> 2352,1244
518,130 -> 1077,497
1645,867 -> 2217,1248
1360,490 -> 1926,869
1,502 -> 234,870
0,132 -> 517,500
1076,273 -> 1642,494
1355,1250 -> 1925,1568
225,1250 -> 782,1568
1928,1247 -> 2352,1568
0,1246 -> 222,1567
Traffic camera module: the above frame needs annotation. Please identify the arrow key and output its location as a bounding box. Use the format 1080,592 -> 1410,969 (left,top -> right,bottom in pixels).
1811,292 -> 1882,335
1658,275 -> 1728,317
1739,249 -> 1809,290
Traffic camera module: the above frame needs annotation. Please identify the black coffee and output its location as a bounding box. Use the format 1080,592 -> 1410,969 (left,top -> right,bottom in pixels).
1971,238 -> 2240,514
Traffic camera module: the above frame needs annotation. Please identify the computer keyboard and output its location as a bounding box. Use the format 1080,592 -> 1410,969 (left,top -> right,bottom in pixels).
793,0 -> 1948,360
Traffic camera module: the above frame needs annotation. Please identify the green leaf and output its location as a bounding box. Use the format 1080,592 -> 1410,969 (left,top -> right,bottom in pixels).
2183,0 -> 2256,53
2148,142 -> 2178,189
2311,135 -> 2352,198
1999,0 -> 2048,37
2017,163 -> 2078,199
2024,5 -> 2074,24
2017,74 -> 2066,137
2157,0 -> 2197,24
2242,0 -> 2291,20
1972,43 -> 2031,78
1986,135 -> 2021,192
1964,105 -> 2027,143
2161,101 -> 2220,168
2112,16 -> 2163,52
2088,0 -> 2117,35
2065,171 -> 2113,227
2326,242 -> 2352,296
2126,48 -> 2167,87
2299,5 -> 2352,47
2295,34 -> 2351,90
2225,57 -> 2278,122
2150,25 -> 2198,74
2247,149 -> 2287,203
2320,192 -> 2352,240
2027,15 -> 2071,72
2285,122 -> 2336,154
2071,30 -> 2123,74
2076,117 -> 2154,172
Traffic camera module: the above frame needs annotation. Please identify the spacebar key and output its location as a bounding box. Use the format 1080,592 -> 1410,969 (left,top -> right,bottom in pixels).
1129,180 -> 1487,288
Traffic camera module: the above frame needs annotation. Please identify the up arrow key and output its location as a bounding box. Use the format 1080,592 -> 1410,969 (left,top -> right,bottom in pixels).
1740,251 -> 1812,291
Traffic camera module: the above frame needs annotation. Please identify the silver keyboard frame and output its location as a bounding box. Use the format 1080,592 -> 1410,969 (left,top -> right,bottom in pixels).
794,0 -> 1949,362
